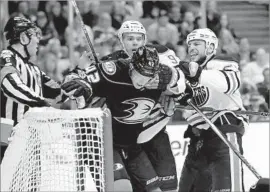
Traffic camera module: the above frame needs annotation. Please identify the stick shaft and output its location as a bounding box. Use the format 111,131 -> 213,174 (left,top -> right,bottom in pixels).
71,0 -> 99,63
187,100 -> 262,179
176,105 -> 270,117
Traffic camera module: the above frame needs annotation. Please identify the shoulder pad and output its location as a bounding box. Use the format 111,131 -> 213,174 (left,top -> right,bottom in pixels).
146,44 -> 169,54
206,58 -> 239,71
100,50 -> 128,61
214,54 -> 238,63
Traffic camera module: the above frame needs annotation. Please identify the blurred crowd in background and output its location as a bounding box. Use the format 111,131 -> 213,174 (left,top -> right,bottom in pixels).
1,1 -> 269,122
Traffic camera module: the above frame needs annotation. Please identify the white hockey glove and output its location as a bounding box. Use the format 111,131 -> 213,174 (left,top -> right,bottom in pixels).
159,94 -> 176,117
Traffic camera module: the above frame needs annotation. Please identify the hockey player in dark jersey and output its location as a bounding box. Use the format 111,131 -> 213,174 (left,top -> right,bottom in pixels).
61,45 -> 187,192
177,28 -> 248,192
0,17 -> 65,162
75,20 -> 180,192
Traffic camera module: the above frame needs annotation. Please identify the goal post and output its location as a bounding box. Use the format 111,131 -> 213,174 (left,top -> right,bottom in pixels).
1,107 -> 114,192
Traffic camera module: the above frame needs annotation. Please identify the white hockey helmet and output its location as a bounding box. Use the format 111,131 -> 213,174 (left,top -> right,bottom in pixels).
118,20 -> 147,47
186,28 -> 218,55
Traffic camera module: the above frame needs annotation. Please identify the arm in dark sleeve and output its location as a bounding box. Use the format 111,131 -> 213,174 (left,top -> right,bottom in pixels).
41,71 -> 61,99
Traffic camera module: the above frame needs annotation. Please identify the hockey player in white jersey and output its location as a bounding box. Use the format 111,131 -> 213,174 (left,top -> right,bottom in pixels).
177,28 -> 248,192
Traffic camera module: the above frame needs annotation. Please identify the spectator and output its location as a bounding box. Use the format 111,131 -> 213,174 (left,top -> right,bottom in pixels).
51,1 -> 68,45
36,11 -> 58,46
238,38 -> 251,70
168,5 -> 182,32
10,1 -> 30,20
93,12 -> 118,57
216,13 -> 238,40
217,28 -> 239,59
175,44 -> 188,61
150,26 -> 175,51
178,21 -> 190,45
147,8 -> 179,47
241,48 -> 269,85
125,1 -> 143,20
257,67 -> 270,108
206,1 -> 220,35
142,1 -> 171,18
194,16 -> 203,29
183,11 -> 195,33
83,1 -> 100,28
110,1 -> 126,30
64,13 -> 94,55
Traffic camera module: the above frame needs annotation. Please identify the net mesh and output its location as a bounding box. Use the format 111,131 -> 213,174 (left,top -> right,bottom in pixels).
1,107 -> 107,192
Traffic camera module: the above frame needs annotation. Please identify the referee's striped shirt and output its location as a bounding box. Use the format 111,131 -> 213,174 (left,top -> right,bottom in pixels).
0,47 -> 61,125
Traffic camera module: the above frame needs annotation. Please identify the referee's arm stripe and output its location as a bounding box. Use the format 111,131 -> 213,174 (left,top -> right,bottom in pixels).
2,83 -> 40,107
2,74 -> 45,106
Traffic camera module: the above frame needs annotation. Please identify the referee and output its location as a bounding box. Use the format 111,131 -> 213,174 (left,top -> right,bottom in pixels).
0,17 -> 63,162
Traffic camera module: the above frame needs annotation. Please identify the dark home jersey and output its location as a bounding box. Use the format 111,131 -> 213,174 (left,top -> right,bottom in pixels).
92,44 -> 182,144
85,57 -> 182,147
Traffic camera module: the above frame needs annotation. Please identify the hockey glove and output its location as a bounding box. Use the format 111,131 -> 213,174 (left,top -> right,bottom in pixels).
174,83 -> 194,106
179,61 -> 202,85
61,79 -> 92,109
145,65 -> 173,91
249,178 -> 270,192
159,94 -> 176,117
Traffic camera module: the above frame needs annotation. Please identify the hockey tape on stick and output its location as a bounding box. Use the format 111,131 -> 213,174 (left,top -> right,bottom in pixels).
187,99 -> 262,179
176,105 -> 270,117
71,0 -> 99,64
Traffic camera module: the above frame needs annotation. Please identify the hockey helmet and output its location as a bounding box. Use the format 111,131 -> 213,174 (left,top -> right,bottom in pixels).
131,46 -> 160,77
4,17 -> 41,43
186,28 -> 218,55
118,20 -> 147,46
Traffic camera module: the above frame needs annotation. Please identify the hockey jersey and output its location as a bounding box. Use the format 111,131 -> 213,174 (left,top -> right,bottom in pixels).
84,44 -> 184,146
97,45 -> 182,143
184,55 -> 248,132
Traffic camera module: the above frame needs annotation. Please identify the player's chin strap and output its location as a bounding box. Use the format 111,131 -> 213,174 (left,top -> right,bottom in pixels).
186,99 -> 269,182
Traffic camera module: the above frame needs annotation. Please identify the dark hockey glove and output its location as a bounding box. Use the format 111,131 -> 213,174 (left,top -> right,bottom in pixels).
179,61 -> 202,85
174,83 -> 194,106
145,64 -> 173,91
249,178 -> 270,192
61,79 -> 92,109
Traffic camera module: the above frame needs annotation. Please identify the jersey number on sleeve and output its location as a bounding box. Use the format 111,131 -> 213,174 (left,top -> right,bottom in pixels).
85,65 -> 100,83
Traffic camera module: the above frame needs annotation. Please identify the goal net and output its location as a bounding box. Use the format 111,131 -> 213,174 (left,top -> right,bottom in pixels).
1,107 -> 113,192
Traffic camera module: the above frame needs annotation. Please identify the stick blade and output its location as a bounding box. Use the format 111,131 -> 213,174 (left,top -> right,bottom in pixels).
249,178 -> 270,192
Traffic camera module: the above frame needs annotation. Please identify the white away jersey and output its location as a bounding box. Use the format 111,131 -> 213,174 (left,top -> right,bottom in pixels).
185,57 -> 247,130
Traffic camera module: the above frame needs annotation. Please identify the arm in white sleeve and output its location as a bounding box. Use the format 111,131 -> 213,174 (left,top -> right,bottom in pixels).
200,69 -> 241,94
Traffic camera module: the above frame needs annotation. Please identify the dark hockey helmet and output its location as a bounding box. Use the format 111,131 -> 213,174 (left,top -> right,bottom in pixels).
131,46 -> 160,77
4,17 -> 41,42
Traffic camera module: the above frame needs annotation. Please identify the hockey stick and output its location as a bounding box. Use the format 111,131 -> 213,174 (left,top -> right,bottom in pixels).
186,99 -> 263,179
176,105 -> 270,117
71,0 -> 99,64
